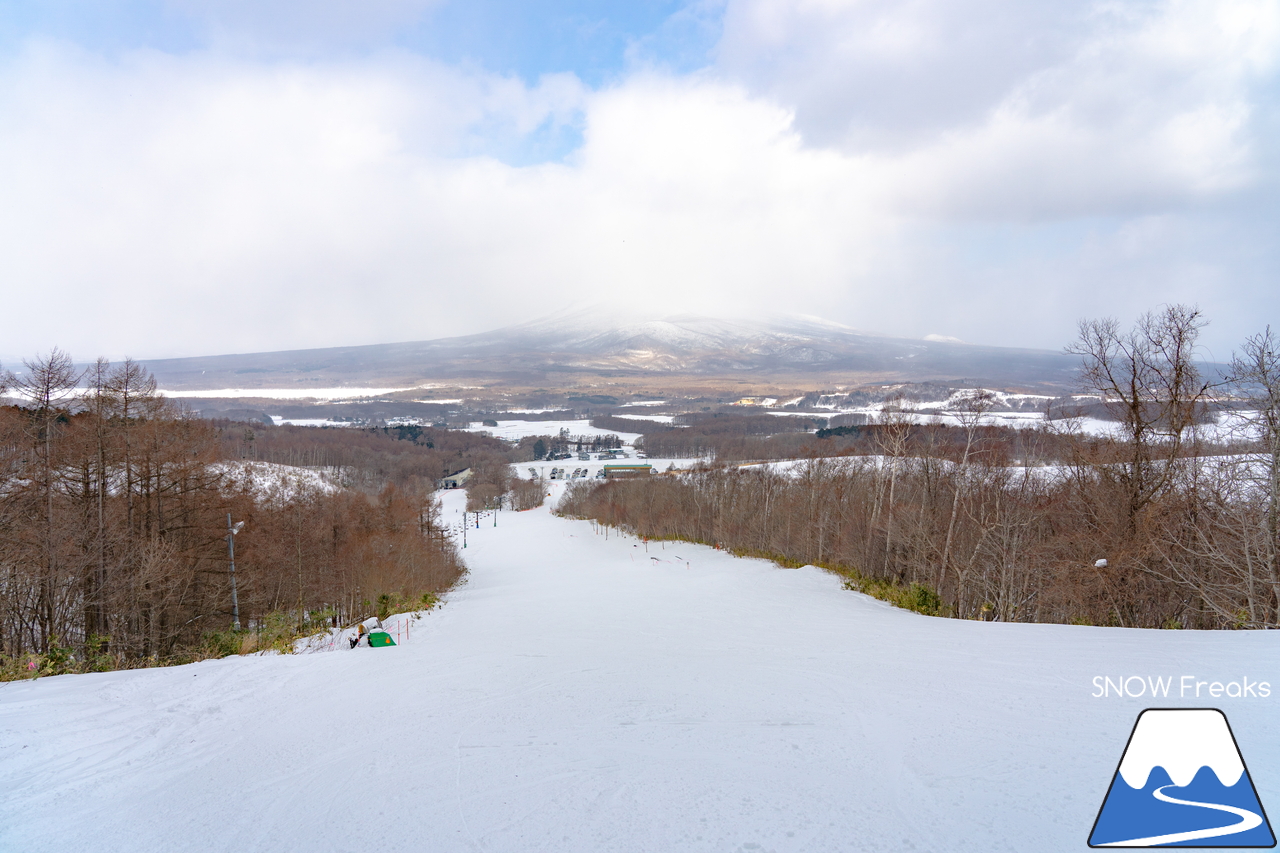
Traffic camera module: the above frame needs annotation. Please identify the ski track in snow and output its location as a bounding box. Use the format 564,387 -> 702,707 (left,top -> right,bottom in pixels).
2,484 -> 1278,852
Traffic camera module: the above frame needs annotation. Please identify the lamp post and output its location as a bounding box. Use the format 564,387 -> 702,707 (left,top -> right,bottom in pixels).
227,513 -> 244,630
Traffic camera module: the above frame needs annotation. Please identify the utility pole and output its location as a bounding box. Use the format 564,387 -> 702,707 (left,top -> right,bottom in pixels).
227,513 -> 244,630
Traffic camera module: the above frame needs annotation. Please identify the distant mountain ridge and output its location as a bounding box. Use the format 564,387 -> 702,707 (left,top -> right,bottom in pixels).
143,311 -> 1081,392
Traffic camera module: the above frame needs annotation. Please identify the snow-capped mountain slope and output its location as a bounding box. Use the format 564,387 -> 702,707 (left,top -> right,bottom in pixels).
502,310 -> 875,354
142,309 -> 1080,391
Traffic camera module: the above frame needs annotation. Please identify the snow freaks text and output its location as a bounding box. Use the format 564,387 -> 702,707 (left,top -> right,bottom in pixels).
1092,676 -> 1272,700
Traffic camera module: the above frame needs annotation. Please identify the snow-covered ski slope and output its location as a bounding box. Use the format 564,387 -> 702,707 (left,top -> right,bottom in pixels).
2,485 -> 1277,852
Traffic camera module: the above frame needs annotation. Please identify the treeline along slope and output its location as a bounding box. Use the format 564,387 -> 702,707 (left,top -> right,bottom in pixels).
0,353 -> 511,672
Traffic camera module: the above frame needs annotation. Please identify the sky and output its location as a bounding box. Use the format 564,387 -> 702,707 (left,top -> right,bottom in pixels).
0,0 -> 1277,361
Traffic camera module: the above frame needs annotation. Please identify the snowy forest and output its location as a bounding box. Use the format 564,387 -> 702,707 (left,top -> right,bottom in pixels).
560,309 -> 1280,630
0,352 -> 515,672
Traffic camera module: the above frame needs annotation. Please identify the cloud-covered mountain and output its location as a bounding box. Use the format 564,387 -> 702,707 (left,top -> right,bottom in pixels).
144,311 -> 1080,391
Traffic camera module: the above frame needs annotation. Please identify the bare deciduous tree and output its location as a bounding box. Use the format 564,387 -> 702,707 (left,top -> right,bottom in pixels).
1227,327 -> 1280,622
12,349 -> 82,651
1067,305 -> 1210,527
940,389 -> 995,592
105,357 -> 159,536
1,352 -> 471,670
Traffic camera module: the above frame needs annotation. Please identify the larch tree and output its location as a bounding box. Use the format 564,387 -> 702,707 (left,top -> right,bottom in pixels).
12,349 -> 82,651
1227,327 -> 1280,622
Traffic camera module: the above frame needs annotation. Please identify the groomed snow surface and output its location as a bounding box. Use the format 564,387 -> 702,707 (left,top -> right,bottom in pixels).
2,484 -> 1278,852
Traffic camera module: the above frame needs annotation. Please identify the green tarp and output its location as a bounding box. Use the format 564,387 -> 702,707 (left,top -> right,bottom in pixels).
367,631 -> 396,647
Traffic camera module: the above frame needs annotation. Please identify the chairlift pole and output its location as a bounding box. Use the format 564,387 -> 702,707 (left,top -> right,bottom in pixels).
227,513 -> 242,630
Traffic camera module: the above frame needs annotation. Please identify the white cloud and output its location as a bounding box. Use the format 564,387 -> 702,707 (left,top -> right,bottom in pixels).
0,44 -> 895,359
0,0 -> 1276,363
718,0 -> 1279,219
716,0 -> 1094,147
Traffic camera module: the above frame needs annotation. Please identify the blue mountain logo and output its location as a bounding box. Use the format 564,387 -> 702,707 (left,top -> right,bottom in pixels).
1089,708 -> 1275,847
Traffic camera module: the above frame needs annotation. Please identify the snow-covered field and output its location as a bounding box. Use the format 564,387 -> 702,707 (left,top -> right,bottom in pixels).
465,419 -> 644,444
610,412 -> 678,423
268,416 -> 361,427
766,405 -> 1132,436
2,485 -> 1277,852
162,386 -> 439,399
